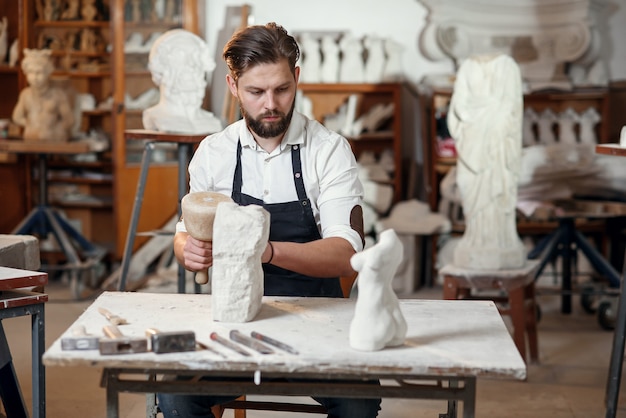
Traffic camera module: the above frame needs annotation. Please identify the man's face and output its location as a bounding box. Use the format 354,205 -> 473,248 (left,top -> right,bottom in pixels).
229,59 -> 300,139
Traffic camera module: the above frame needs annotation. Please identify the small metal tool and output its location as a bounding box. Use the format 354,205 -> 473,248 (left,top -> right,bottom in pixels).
61,325 -> 99,351
251,331 -> 299,355
98,307 -> 128,325
229,330 -> 274,354
196,341 -> 226,358
145,328 -> 196,354
210,332 -> 251,356
100,324 -> 148,355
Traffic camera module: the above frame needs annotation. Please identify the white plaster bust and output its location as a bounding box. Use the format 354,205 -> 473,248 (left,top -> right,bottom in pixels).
447,53 -> 526,270
143,29 -> 223,134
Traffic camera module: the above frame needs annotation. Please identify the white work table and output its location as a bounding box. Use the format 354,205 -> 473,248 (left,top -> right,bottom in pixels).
43,292 -> 526,418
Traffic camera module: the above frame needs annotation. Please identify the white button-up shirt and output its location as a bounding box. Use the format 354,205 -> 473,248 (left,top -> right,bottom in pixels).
177,111 -> 364,252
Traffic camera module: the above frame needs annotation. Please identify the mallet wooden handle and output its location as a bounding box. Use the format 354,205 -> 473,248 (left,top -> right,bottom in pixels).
196,270 -> 209,284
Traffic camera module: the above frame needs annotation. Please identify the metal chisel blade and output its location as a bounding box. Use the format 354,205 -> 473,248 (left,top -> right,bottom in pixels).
229,330 -> 274,354
210,332 -> 251,356
251,331 -> 299,355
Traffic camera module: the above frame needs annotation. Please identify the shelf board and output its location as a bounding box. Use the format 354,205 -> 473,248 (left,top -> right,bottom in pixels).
50,198 -> 113,209
34,20 -> 109,28
347,130 -> 394,141
0,66 -> 19,74
298,83 -> 401,93
53,70 -> 111,78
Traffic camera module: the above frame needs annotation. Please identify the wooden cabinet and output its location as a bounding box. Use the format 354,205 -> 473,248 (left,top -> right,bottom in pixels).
421,87 -> 611,214
110,0 -> 203,259
0,1 -> 203,260
0,2 -> 28,233
297,83 -> 403,204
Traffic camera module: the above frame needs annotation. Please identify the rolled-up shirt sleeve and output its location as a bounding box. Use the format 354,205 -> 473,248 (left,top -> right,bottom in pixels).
314,131 -> 365,253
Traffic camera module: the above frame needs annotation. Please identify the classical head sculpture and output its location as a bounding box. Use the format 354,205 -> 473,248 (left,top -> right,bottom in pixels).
143,29 -> 222,133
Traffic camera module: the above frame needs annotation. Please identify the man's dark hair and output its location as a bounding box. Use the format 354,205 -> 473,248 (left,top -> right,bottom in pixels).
223,22 -> 300,83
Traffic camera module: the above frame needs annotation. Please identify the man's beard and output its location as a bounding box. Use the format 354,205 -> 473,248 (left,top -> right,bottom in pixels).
241,101 -> 295,139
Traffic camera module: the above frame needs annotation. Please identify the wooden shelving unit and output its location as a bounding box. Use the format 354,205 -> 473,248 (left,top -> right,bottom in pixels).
298,82 -> 404,203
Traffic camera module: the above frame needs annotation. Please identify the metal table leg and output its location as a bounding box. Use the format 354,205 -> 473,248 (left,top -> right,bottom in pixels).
605,256 -> 626,418
119,142 -> 155,291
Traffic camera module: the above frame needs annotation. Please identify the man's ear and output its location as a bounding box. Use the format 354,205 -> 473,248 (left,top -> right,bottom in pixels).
226,74 -> 237,97
294,66 -> 300,84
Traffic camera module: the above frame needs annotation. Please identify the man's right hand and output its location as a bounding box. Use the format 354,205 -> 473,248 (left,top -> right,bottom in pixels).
174,232 -> 213,272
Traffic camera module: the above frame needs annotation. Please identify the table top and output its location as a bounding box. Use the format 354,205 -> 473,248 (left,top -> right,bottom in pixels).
0,266 -> 48,290
124,129 -> 209,144
43,292 -> 526,381
596,143 -> 626,157
0,139 -> 95,154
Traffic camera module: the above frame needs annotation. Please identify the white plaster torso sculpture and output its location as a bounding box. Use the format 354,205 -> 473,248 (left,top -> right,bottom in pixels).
320,35 -> 339,83
8,39 -> 18,67
537,108 -> 558,145
143,29 -> 223,134
0,17 -> 7,64
299,33 -> 321,84
349,229 -> 407,351
211,201 -> 269,323
363,36 -> 385,83
579,107 -> 600,145
382,38 -> 404,82
12,49 -> 75,142
339,35 -> 365,83
447,53 -> 526,270
557,108 -> 580,145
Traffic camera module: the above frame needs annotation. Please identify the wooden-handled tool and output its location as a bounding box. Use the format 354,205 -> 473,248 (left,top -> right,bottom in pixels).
181,191 -> 233,284
61,325 -> 99,351
100,324 -> 148,355
98,307 -> 128,325
145,328 -> 196,354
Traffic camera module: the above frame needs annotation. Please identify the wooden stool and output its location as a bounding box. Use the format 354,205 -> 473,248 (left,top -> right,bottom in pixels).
440,260 -> 540,364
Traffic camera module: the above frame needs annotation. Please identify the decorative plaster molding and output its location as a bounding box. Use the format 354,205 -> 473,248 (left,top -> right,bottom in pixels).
418,0 -> 609,91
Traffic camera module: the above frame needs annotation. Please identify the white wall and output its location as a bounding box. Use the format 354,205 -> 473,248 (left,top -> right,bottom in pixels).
205,0 -> 626,87
203,0 -> 626,199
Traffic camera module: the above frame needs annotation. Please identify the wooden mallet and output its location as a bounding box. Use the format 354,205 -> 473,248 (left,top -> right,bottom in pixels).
181,191 -> 233,284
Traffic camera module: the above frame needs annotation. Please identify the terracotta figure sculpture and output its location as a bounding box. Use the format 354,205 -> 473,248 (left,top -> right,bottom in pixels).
12,48 -> 75,142
447,53 -> 526,270
143,29 -> 222,134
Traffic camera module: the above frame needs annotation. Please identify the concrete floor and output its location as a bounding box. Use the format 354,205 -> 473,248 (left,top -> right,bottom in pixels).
2,273 -> 626,418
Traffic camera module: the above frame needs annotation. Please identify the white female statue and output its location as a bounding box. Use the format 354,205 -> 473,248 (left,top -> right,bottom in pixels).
12,49 -> 74,142
447,53 -> 526,270
143,29 -> 223,134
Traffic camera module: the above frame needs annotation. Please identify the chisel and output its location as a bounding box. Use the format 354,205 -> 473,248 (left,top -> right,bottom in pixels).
229,330 -> 274,354
210,332 -> 251,356
251,331 -> 299,355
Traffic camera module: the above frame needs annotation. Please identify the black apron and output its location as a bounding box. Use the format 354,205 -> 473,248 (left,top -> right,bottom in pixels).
231,140 -> 342,297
